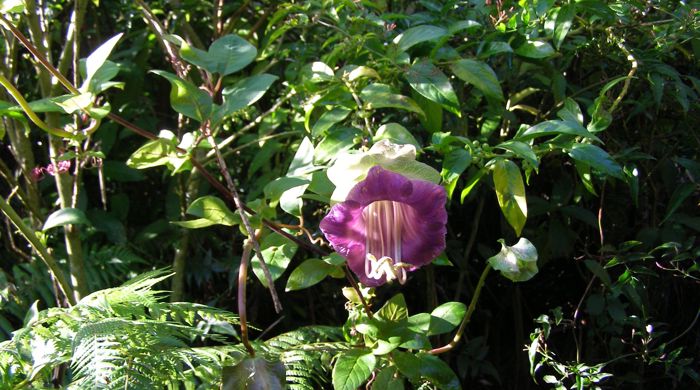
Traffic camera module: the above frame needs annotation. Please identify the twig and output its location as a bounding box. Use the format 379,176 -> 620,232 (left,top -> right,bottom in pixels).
204,122 -> 283,313
607,29 -> 638,114
0,195 -> 75,305
429,264 -> 491,354
238,237 -> 256,356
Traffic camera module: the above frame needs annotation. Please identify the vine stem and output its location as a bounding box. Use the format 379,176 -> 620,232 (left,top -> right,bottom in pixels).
0,196 -> 76,305
205,122 -> 282,314
238,237 -> 256,356
429,264 -> 491,355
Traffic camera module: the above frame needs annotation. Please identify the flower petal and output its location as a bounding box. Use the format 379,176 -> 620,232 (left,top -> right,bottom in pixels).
345,166 -> 447,274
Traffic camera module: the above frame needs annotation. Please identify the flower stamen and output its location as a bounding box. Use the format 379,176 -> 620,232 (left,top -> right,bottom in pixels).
363,200 -> 412,284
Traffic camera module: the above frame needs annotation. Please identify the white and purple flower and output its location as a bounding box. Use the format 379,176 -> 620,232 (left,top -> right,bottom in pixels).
320,165 -> 447,286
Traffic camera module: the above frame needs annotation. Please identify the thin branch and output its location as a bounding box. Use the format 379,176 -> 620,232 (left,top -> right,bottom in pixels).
205,122 -> 283,313
429,264 -> 491,355
238,237 -> 256,356
0,196 -> 75,305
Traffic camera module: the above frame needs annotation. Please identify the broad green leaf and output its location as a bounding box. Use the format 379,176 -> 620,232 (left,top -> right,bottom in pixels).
222,357 -> 285,390
332,350 -> 376,390
81,33 -> 123,93
515,40 -> 555,59
264,177 -> 310,204
567,143 -> 624,179
660,183 -> 696,225
287,137 -> 315,176
495,140 -> 539,168
0,0 -> 24,13
406,60 -> 461,116
372,366 -> 405,390
302,61 -> 335,83
151,70 -> 212,122
43,208 -> 90,231
583,259 -> 612,287
279,179 -> 310,217
448,20 -> 481,34
450,59 -> 504,102
360,83 -> 424,116
376,294 -> 408,322
441,147 -> 471,183
460,168 -> 486,203
251,233 -> 298,288
373,123 -> 421,149
54,93 -> 93,114
489,238 -> 539,282
553,5 -> 575,49
429,302 -> 466,335
312,106 -> 352,137
171,218 -> 219,229
180,34 -> 257,76
338,65 -> 379,82
186,196 -> 239,226
557,97 -> 584,124
415,353 -> 461,390
493,159 -> 527,236
517,120 -> 601,142
314,127 -> 361,164
285,258 -> 334,291
393,25 -> 448,52
413,89 -> 443,133
213,74 -> 278,124
126,138 -> 177,170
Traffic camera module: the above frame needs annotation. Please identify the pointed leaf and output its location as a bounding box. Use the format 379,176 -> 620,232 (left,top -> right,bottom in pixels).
517,120 -> 601,142
151,70 -> 212,122
214,73 -> 278,123
394,25 -> 448,52
285,258 -> 334,291
360,83 -> 424,116
406,60 -> 461,116
451,59 -> 503,102
332,350 -> 376,390
181,34 -> 257,76
493,160 -> 527,235
251,233 -> 298,288
43,208 -> 90,231
568,143 -> 624,179
186,195 -> 239,226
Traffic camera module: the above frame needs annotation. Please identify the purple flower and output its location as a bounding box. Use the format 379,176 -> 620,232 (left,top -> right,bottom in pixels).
320,166 -> 447,286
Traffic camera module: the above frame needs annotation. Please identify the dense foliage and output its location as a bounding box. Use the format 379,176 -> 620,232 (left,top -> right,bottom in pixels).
0,0 -> 698,388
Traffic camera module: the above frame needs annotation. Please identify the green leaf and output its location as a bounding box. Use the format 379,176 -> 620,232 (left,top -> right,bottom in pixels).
180,34 -> 257,76
264,176 -> 310,217
450,59 -> 504,102
332,350 -> 376,390
376,294 -> 409,322
517,120 -> 601,142
583,259 -> 612,287
285,258 -> 334,291
222,357 -> 286,390
287,137 -> 315,176
415,353 -> 460,390
312,106 -> 352,137
553,5 -> 575,49
0,0 -> 24,13
515,40 -> 556,59
393,25 -> 448,52
567,143 -> 624,179
251,233 -> 298,288
660,183 -> 696,225
81,33 -> 123,93
460,168 -> 486,203
43,208 -> 90,231
406,60 -> 461,116
493,159 -> 527,236
429,302 -> 466,335
54,93 -> 94,114
495,140 -> 539,168
360,83 -> 424,116
372,366 -> 405,390
301,61 -> 335,83
213,74 -> 278,123
150,70 -> 212,122
314,127 -> 361,164
441,147 -> 471,183
185,196 -> 239,226
126,138 -> 177,170
373,123 -> 421,149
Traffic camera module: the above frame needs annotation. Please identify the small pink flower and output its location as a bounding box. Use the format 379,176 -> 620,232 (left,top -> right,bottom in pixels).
31,167 -> 44,181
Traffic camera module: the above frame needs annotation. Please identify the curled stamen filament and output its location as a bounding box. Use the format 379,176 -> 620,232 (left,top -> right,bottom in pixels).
363,200 -> 410,284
